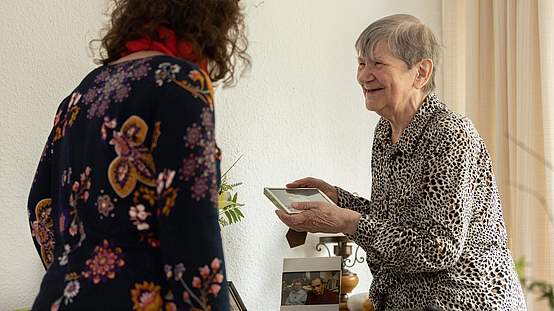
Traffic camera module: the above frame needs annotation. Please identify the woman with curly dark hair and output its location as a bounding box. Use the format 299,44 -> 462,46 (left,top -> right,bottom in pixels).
27,1 -> 248,310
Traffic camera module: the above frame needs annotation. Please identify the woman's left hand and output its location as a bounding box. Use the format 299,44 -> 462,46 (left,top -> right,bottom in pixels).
275,202 -> 361,234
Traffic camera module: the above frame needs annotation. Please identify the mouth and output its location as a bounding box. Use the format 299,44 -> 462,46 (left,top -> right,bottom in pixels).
364,87 -> 384,95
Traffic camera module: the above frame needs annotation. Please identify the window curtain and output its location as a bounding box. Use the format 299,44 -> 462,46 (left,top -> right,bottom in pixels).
442,0 -> 554,310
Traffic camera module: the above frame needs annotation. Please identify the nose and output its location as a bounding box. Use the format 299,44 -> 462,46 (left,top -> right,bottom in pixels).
357,65 -> 375,84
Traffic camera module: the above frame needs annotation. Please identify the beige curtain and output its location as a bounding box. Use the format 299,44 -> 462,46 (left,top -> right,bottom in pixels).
442,0 -> 554,310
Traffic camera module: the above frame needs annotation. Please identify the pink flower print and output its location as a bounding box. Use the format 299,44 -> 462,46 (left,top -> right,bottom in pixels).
191,176 -> 209,201
59,213 -> 66,233
192,277 -> 202,289
199,265 -> 210,279
214,273 -> 224,284
50,301 -> 60,311
129,204 -> 151,231
201,108 -> 214,129
68,92 -> 82,109
63,280 -> 80,301
101,117 -> 117,141
82,240 -> 125,284
156,169 -> 176,195
184,124 -> 203,148
180,157 -> 197,182
210,258 -> 221,271
68,224 -> 78,236
182,292 -> 191,304
209,283 -> 221,296
97,195 -> 114,217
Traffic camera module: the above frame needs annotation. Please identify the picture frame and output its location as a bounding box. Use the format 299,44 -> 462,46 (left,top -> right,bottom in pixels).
228,281 -> 247,311
263,187 -> 334,214
280,257 -> 342,311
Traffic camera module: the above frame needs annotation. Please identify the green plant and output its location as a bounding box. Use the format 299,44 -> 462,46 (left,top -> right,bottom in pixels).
218,155 -> 245,227
506,133 -> 554,309
515,257 -> 554,310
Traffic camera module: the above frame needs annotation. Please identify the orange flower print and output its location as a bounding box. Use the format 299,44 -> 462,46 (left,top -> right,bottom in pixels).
157,170 -> 179,216
130,281 -> 163,311
158,64 -> 214,107
188,70 -> 214,107
108,116 -> 157,198
31,198 -> 55,268
82,240 -> 125,284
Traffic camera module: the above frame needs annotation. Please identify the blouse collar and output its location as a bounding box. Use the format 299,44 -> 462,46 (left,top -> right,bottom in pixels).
375,93 -> 446,156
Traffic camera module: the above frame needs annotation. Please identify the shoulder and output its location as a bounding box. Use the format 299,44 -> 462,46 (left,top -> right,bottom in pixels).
149,56 -> 214,107
427,105 -> 482,152
434,107 -> 477,138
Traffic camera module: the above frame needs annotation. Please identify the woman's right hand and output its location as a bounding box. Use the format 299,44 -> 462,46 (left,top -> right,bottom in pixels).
286,177 -> 338,204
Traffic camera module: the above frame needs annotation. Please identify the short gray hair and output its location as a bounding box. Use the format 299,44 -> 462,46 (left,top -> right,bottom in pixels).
355,14 -> 441,93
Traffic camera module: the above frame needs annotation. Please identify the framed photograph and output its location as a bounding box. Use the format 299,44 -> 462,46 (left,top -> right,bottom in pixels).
280,257 -> 342,311
264,188 -> 334,214
228,281 -> 247,311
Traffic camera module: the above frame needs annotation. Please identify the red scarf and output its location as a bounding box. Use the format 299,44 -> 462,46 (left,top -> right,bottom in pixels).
123,26 -> 208,72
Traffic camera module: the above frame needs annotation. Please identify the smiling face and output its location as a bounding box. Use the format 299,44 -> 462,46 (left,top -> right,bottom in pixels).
357,40 -> 419,116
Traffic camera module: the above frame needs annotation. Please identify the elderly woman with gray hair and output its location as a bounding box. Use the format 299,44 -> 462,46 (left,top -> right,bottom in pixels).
276,14 -> 527,310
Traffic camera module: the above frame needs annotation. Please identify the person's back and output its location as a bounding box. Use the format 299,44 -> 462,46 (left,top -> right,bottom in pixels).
27,1 -> 248,309
29,55 -> 227,310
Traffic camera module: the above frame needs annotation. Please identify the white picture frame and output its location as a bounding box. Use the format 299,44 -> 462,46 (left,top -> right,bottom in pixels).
280,257 -> 342,311
264,188 -> 334,214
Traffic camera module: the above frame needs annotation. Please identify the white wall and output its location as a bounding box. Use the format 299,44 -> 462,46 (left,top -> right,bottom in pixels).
0,1 -> 442,310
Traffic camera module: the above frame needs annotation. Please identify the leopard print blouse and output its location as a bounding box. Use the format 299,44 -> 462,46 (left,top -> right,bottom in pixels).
336,94 -> 527,310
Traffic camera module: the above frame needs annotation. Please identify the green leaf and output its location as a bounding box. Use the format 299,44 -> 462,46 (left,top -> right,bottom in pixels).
225,210 -> 234,224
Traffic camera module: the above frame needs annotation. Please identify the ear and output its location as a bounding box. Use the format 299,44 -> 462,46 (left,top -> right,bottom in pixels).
413,59 -> 433,90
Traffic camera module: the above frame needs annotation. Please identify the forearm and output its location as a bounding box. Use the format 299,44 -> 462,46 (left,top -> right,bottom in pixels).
347,213 -> 467,273
335,186 -> 371,213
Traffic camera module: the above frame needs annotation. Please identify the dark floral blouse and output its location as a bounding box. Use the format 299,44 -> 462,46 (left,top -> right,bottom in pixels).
27,56 -> 229,311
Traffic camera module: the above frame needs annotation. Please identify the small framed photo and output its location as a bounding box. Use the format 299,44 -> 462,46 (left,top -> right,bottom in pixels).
264,188 -> 334,214
280,257 -> 342,311
228,281 -> 247,311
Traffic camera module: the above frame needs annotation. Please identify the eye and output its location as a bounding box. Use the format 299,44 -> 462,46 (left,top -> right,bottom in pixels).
374,61 -> 383,66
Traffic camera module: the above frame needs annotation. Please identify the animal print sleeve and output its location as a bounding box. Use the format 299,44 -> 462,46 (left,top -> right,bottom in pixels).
347,123 -> 478,273
335,186 -> 371,214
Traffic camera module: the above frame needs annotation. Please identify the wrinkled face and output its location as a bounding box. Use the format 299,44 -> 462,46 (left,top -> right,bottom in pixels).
311,279 -> 323,295
292,282 -> 302,290
357,40 -> 418,114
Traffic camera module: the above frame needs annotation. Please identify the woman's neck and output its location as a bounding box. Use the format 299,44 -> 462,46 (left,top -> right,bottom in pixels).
109,50 -> 166,65
383,92 -> 427,144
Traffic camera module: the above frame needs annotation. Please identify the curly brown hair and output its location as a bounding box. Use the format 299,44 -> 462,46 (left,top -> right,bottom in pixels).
94,0 -> 249,84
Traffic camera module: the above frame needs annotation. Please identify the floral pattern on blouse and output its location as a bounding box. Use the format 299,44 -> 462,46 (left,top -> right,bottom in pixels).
53,92 -> 82,143
82,239 -> 125,284
108,115 -> 157,198
155,63 -> 214,107
83,59 -> 151,119
31,198 -> 55,268
178,107 -> 218,205
164,258 -> 225,311
96,194 -> 115,218
130,281 -> 163,311
28,56 -> 228,310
